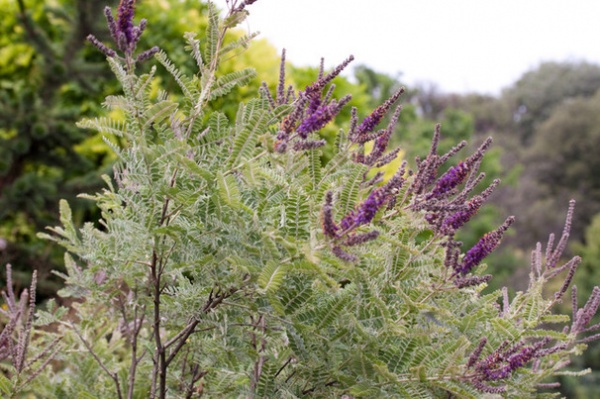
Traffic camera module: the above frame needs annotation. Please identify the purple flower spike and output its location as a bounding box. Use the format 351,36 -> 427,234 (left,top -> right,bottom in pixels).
440,196 -> 484,234
332,246 -> 357,262
304,55 -> 355,96
322,192 -> 339,238
476,338 -> 549,381
296,104 -> 333,138
117,0 -> 136,47
344,230 -> 379,246
458,216 -> 515,275
340,187 -> 388,230
428,161 -> 470,199
293,139 -> 326,151
89,0 -> 157,62
104,7 -> 119,44
353,88 -> 404,140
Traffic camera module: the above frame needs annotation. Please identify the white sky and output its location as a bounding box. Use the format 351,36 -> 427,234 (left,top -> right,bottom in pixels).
240,0 -> 600,95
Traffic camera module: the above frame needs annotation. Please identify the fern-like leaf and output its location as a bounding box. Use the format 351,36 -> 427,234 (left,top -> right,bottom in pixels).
314,294 -> 348,330
216,171 -> 241,207
209,68 -> 257,101
143,100 -> 178,128
339,163 -> 369,215
204,2 -> 219,67
308,149 -> 322,192
155,50 -> 193,98
184,32 -> 204,71
77,117 -> 128,137
218,32 -> 259,58
284,189 -> 310,240
228,99 -> 270,167
259,261 -> 288,295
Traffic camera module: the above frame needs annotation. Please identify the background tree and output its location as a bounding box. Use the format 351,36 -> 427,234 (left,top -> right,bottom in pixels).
0,0 -> 121,295
514,91 -> 600,248
504,61 -> 600,145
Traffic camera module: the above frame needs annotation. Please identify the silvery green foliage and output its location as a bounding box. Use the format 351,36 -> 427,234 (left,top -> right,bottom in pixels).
33,1 -> 599,398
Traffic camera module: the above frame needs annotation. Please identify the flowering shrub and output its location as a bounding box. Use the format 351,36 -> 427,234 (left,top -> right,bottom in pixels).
0,0 -> 598,398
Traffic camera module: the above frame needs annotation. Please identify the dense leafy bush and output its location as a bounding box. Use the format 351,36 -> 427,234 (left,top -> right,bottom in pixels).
1,1 -> 599,398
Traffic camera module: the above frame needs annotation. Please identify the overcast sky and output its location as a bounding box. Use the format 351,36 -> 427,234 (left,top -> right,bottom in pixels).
240,1 -> 600,95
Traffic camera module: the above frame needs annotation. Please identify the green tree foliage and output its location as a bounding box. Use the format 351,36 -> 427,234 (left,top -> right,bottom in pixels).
0,1 -> 594,398
504,61 -> 600,145
521,90 -> 600,246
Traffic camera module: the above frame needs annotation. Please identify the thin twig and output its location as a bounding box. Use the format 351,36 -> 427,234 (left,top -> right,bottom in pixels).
71,324 -> 123,399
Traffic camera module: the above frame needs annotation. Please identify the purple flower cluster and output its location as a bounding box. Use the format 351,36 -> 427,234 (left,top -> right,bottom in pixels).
271,54 -> 354,152
340,187 -> 388,231
352,88 -> 404,139
404,129 -> 505,284
116,0 -> 136,46
472,338 -> 549,382
87,0 -> 159,62
321,191 -> 339,238
457,216 -> 514,275
343,230 -> 380,246
571,286 -> 600,336
319,156 -> 407,262
427,161 -> 470,200
439,196 -> 484,234
295,95 -> 350,139
347,89 -> 405,168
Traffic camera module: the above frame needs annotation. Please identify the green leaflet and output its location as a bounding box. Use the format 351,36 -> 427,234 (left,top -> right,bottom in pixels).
216,171 -> 241,207
204,2 -> 219,67
218,32 -> 260,59
228,98 -> 270,167
209,68 -> 257,101
314,294 -> 349,331
155,50 -> 194,99
429,380 -> 479,399
348,382 -> 382,397
255,360 -> 278,397
0,374 -> 11,395
133,66 -> 157,99
107,57 -> 134,98
307,149 -> 322,192
206,111 -> 229,143
77,117 -> 128,137
283,189 -> 310,240
184,32 -> 204,71
258,261 -> 288,294
339,163 -> 369,215
142,100 -> 178,129
279,275 -> 313,316
381,337 -> 421,374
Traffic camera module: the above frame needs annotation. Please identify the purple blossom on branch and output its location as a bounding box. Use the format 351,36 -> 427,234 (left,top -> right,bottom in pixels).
292,139 -> 326,151
117,0 -> 136,47
340,187 -> 389,230
427,161 -> 470,200
572,286 -> 600,334
457,216 -> 515,275
439,195 -> 484,234
296,95 -> 351,138
321,191 -> 339,238
475,338 -> 549,381
352,87 -> 404,141
275,56 -> 354,150
88,0 -> 159,61
343,230 -> 380,246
